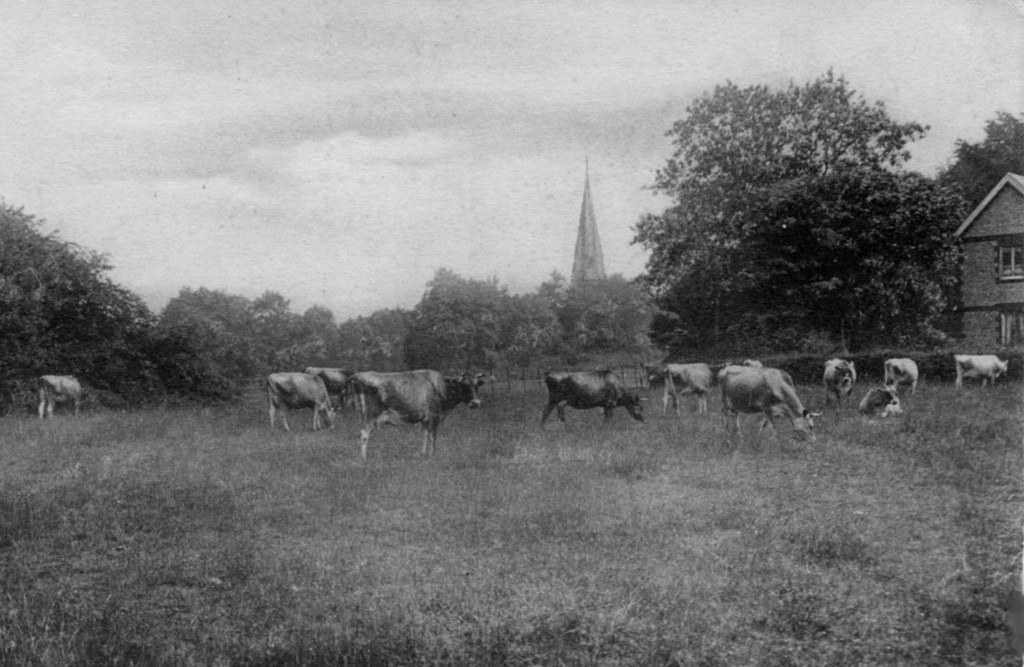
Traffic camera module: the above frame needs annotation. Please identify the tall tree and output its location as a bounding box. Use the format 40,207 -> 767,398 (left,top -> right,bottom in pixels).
633,71 -> 961,350
939,111 -> 1024,210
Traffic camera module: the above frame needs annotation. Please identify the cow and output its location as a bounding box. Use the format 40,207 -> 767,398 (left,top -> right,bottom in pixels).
954,354 -> 1009,391
541,370 -> 645,425
346,370 -> 485,460
267,372 -> 335,431
720,366 -> 820,441
858,386 -> 903,418
823,358 -> 857,407
303,367 -> 355,409
652,363 -> 713,415
883,358 -> 919,395
37,375 -> 81,419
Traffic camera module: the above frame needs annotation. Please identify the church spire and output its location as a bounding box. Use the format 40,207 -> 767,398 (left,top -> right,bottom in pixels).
571,159 -> 606,284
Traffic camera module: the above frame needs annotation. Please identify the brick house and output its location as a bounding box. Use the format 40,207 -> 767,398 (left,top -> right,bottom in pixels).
954,173 -> 1024,347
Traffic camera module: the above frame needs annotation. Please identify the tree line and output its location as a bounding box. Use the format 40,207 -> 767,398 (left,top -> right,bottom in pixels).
1,71 -> 1019,409
0,206 -> 653,410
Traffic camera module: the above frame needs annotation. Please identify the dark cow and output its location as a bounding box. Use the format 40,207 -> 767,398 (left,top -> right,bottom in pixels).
954,354 -> 1008,391
541,370 -> 644,425
822,358 -> 857,407
883,358 -> 919,395
720,366 -> 820,441
303,367 -> 355,408
346,370 -> 485,460
38,375 -> 81,419
267,372 -> 335,431
858,386 -> 903,418
650,363 -> 712,415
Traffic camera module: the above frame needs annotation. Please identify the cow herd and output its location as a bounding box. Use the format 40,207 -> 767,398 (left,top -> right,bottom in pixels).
29,353 -> 1011,458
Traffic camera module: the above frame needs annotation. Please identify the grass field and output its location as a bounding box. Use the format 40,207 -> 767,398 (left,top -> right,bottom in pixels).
0,380 -> 1021,666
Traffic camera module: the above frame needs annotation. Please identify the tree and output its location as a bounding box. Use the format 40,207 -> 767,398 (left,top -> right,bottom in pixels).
159,288 -> 263,380
633,71 -> 961,351
404,269 -> 508,370
0,204 -> 171,405
939,111 -> 1024,210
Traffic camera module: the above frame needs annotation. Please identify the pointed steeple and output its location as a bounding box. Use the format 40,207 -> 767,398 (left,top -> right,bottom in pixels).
571,159 -> 606,285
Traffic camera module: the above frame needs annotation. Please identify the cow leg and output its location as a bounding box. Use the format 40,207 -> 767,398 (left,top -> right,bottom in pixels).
541,401 -> 556,424
662,386 -> 670,414
911,379 -> 917,396
556,404 -> 567,424
280,407 -> 291,432
698,393 -> 707,414
38,390 -> 46,420
603,406 -> 614,422
73,398 -> 80,417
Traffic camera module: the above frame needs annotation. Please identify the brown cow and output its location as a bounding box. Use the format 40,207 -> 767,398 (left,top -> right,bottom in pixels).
346,370 -> 485,460
720,366 -> 820,441
541,370 -> 645,425
267,372 -> 335,431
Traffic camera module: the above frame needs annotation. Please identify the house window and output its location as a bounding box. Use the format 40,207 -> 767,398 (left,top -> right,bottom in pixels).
1000,311 -> 1024,346
999,244 -> 1024,280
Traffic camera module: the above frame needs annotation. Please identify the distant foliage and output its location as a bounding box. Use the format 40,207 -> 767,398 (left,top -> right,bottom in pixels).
404,269 -> 655,370
939,111 -> 1024,210
634,71 -> 966,352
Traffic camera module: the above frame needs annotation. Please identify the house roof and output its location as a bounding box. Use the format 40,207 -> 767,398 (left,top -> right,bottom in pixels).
954,172 -> 1024,238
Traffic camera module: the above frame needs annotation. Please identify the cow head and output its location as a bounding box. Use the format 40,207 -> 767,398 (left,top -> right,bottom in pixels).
618,392 -> 645,422
998,359 -> 1009,376
794,409 -> 822,442
447,373 -> 484,409
879,391 -> 902,418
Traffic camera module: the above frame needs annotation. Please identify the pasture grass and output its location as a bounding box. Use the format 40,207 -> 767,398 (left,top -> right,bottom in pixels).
0,382 -> 1020,665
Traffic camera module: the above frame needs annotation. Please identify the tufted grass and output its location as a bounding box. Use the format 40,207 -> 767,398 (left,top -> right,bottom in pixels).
0,381 -> 1020,665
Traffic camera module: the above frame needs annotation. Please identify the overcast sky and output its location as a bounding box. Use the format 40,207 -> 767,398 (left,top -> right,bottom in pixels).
2,0 -> 1022,321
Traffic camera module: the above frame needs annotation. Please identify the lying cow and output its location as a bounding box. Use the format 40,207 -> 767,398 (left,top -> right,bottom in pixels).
38,375 -> 82,419
346,370 -> 485,459
858,386 -> 903,418
541,370 -> 644,425
883,358 -> 919,395
303,367 -> 355,408
650,363 -> 712,415
823,358 -> 857,407
267,372 -> 335,431
720,366 -> 820,441
954,354 -> 1009,391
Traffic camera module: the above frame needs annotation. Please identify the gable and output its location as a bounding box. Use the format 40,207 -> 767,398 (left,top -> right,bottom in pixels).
956,173 -> 1024,239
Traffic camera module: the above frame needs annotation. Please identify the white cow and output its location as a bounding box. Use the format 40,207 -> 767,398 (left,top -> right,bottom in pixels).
883,358 -> 919,395
720,366 -> 820,441
823,358 -> 857,407
858,386 -> 903,418
38,375 -> 82,419
954,354 -> 1008,391
267,372 -> 335,431
652,363 -> 713,415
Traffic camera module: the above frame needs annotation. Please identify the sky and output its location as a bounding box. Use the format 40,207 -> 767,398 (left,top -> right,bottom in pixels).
1,0 -> 1022,322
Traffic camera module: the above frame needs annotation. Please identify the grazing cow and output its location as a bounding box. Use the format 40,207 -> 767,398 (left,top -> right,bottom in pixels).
346,370 -> 485,460
652,363 -> 713,415
823,358 -> 857,407
541,371 -> 645,425
303,367 -> 355,408
858,386 -> 903,418
954,354 -> 1009,391
720,367 -> 820,441
37,375 -> 81,419
267,372 -> 335,431
883,358 -> 919,395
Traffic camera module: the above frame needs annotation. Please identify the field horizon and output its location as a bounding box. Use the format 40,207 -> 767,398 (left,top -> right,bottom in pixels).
1,380 -> 1021,665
